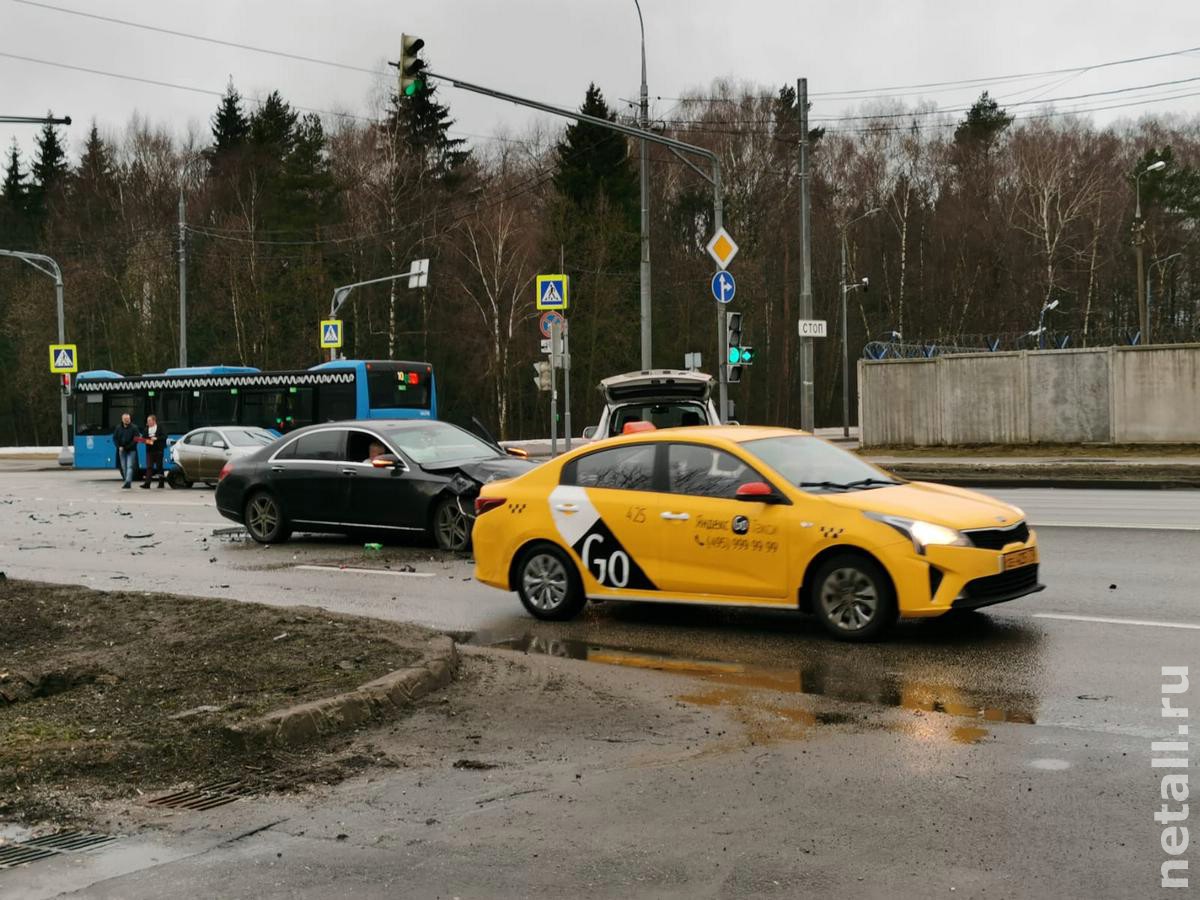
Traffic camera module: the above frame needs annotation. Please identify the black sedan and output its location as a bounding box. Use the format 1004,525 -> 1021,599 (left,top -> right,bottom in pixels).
214,419 -> 535,550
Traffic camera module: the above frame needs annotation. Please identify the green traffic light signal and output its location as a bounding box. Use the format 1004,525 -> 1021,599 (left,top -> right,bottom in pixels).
741,346 -> 755,364
727,347 -> 740,365
404,80 -> 422,96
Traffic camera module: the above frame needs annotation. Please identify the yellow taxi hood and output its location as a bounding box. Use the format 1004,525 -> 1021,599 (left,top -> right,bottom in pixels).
819,480 -> 1024,530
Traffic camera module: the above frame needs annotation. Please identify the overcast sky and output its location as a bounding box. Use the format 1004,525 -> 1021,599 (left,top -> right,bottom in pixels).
3,0 -> 1200,165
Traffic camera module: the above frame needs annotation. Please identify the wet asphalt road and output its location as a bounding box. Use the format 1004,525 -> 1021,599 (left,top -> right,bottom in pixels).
2,466 -> 1198,897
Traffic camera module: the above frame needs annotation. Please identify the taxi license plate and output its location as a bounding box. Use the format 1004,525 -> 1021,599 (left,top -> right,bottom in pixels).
1001,547 -> 1038,571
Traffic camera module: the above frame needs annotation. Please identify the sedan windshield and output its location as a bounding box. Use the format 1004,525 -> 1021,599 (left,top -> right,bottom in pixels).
226,429 -> 276,447
742,436 -> 900,492
380,421 -> 500,465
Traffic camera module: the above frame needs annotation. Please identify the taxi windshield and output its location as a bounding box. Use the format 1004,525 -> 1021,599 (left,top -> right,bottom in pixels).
742,435 -> 900,492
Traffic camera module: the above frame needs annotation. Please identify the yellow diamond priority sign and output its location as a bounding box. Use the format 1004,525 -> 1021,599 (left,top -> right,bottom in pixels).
49,343 -> 77,373
706,227 -> 739,270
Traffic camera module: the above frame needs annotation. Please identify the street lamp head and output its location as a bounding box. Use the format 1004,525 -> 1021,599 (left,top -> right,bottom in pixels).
860,276 -> 870,291
1046,299 -> 1059,311
1146,160 -> 1167,173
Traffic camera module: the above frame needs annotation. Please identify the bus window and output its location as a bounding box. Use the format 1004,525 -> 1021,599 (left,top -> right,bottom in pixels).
240,389 -> 286,430
282,387 -> 314,431
75,393 -> 105,435
318,382 -> 356,422
152,390 -> 188,434
105,392 -> 142,429
367,368 -> 430,410
194,389 -> 236,427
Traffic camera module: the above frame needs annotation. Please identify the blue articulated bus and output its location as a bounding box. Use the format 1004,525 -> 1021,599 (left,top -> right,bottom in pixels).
72,359 -> 437,470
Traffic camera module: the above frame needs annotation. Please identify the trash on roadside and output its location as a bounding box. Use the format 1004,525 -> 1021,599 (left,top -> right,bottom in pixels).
272,632 -> 290,641
363,542 -> 383,555
123,532 -> 154,540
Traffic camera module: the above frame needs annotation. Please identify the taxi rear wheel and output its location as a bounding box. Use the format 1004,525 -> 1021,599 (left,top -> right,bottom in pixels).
515,543 -> 585,621
811,553 -> 896,642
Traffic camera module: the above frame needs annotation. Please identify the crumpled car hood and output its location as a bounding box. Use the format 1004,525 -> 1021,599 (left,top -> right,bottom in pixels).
422,456 -> 536,486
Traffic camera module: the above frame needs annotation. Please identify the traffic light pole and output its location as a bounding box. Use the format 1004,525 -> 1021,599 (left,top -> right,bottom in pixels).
425,70 -> 728,418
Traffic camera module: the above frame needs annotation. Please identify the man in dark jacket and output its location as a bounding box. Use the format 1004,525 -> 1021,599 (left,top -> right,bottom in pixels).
112,413 -> 141,489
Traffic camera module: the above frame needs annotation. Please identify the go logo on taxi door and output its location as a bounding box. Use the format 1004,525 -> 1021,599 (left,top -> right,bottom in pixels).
574,519 -> 656,591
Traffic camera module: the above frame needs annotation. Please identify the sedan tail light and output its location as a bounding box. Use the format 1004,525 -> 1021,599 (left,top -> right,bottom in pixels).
475,496 -> 505,516
218,461 -> 234,482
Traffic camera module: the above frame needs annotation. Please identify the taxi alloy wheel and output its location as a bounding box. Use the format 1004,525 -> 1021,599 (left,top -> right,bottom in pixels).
245,491 -> 289,544
812,553 -> 896,642
516,544 -> 586,621
434,497 -> 471,552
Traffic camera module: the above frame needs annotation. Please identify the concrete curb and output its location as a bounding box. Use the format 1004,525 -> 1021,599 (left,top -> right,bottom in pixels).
226,635 -> 459,749
882,462 -> 1200,489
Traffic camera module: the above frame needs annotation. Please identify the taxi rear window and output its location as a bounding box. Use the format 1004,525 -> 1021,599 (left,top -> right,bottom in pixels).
562,444 -> 658,491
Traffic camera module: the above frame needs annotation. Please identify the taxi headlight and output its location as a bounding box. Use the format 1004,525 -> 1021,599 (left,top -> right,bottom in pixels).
864,512 -> 970,554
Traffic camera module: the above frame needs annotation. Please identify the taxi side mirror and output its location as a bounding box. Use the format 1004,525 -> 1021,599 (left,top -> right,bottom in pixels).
735,481 -> 785,504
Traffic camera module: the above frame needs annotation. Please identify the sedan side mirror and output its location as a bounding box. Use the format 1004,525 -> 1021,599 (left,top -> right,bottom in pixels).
582,426 -> 597,440
371,453 -> 402,471
505,446 -> 530,459
735,481 -> 785,504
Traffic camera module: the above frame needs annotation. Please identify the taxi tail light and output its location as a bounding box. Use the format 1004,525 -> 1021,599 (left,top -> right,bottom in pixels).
218,461 -> 234,482
475,496 -> 505,516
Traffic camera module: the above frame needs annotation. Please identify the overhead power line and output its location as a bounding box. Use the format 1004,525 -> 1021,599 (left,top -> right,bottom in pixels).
0,51 -> 374,121
11,0 -> 387,76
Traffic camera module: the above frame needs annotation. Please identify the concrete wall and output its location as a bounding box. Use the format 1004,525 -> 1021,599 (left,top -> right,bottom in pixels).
859,344 -> 1200,447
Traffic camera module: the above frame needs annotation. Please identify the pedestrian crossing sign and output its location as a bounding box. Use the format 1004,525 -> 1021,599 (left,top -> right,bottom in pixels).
48,343 -> 77,373
536,274 -> 569,310
319,319 -> 343,349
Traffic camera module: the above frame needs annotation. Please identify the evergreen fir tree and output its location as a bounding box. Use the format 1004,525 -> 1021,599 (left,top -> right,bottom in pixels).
0,139 -> 29,241
386,72 -> 470,185
250,90 -> 298,163
27,112 -> 69,220
552,84 -> 637,224
953,92 -> 1013,153
75,122 -> 114,188
208,81 -> 250,173
282,113 -> 338,227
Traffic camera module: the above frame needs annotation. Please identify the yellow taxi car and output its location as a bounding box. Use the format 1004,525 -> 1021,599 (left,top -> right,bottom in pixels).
472,426 -> 1043,641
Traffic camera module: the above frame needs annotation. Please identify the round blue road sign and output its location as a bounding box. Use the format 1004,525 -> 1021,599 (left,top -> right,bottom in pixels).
711,270 -> 736,304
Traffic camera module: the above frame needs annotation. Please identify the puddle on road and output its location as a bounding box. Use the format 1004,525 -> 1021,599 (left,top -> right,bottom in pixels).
477,633 -> 1037,747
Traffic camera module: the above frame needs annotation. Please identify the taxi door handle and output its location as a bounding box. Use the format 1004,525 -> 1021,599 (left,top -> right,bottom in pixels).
554,503 -> 578,512
660,511 -> 690,521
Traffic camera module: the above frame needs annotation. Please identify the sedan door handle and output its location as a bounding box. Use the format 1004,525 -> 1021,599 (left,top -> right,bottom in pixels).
340,468 -> 358,476
270,466 -> 284,473
660,511 -> 690,521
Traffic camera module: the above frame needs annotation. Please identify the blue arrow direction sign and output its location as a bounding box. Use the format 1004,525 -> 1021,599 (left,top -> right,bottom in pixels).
711,270 -> 736,304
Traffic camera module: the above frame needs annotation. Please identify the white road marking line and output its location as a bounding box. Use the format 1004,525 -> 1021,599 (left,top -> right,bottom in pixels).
294,564 -> 435,578
1031,521 -> 1200,531
1033,613 -> 1200,630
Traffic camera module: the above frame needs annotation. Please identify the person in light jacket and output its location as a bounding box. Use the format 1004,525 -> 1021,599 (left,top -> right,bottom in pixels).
141,414 -> 166,488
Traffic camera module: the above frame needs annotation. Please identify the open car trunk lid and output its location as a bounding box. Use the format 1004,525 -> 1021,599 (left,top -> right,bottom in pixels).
600,370 -> 714,404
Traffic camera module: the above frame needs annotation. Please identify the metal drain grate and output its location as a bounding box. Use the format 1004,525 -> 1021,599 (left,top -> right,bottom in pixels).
0,831 -> 116,869
147,778 -> 251,811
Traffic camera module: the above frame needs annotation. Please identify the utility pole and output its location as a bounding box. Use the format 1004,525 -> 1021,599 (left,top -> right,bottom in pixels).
635,0 -> 652,370
797,78 -> 815,432
177,187 -> 187,367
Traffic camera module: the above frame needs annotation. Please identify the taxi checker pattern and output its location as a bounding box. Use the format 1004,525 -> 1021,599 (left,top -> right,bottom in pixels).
548,485 -> 657,591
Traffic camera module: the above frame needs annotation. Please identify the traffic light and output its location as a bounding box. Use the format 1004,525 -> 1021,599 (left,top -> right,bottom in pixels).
533,361 -> 552,392
60,373 -> 71,396
398,33 -> 426,97
725,312 -> 744,383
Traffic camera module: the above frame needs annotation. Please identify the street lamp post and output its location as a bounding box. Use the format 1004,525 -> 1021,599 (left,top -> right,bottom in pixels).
1147,251 -> 1183,342
634,0 -> 651,370
1134,160 -> 1167,343
838,207 -> 880,438
0,249 -> 70,463
1034,299 -> 1060,349
177,154 -> 206,368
